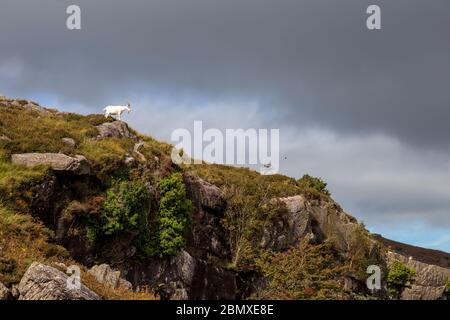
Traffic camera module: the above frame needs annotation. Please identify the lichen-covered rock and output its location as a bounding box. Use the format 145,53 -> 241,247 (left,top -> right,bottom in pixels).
272,195 -> 363,253
183,173 -> 225,212
129,250 -> 236,300
3,98 -> 52,114
0,134 -> 11,141
10,285 -> 20,299
124,156 -> 136,166
173,250 -> 197,285
133,142 -> 147,162
183,174 -> 229,258
261,195 -> 317,251
61,137 -> 76,148
18,262 -> 100,300
96,121 -> 136,139
88,264 -> 132,291
0,281 -> 11,300
11,153 -> 91,175
387,251 -> 450,300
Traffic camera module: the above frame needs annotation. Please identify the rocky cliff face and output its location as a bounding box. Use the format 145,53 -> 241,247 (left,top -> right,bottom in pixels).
0,96 -> 449,300
386,252 -> 450,300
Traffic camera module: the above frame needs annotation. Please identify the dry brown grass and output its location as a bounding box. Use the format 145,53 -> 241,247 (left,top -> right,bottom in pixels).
0,205 -> 157,299
0,206 -> 69,285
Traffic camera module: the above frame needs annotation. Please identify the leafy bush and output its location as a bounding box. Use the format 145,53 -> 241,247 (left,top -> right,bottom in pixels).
157,173 -> 192,255
222,184 -> 279,270
255,242 -> 346,299
297,174 -> 330,197
142,173 -> 192,257
387,261 -> 416,298
88,179 -> 150,240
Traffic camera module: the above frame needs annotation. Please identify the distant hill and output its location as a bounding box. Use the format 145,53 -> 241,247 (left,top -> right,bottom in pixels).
375,235 -> 450,269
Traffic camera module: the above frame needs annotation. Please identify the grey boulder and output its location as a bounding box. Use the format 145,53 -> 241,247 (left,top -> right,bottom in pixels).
11,153 -> 91,175
96,121 -> 136,140
0,281 -> 11,300
88,264 -> 132,291
18,262 -> 100,300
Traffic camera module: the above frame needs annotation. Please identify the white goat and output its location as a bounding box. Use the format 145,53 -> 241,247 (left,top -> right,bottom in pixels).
103,102 -> 131,120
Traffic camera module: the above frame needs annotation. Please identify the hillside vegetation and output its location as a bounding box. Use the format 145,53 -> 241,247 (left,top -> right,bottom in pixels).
0,96 -> 449,300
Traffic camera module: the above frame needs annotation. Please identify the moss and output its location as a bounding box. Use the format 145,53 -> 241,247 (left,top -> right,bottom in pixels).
0,160 -> 49,211
76,138 -> 134,182
387,261 -> 416,298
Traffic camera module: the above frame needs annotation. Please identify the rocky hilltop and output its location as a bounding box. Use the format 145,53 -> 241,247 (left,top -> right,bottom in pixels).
0,96 -> 448,300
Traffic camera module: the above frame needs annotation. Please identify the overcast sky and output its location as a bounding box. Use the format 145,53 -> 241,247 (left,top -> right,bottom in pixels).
1,0 -> 449,251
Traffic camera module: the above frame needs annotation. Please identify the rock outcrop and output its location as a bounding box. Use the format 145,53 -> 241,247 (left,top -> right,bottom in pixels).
11,153 -> 91,175
17,262 -> 100,300
61,137 -> 76,148
387,251 -> 450,300
0,134 -> 11,141
96,121 -> 136,140
0,281 -> 11,300
183,173 -> 229,258
129,250 -> 236,300
0,97 -> 51,114
2,99 -> 450,301
89,264 -> 132,291
183,173 -> 226,212
133,142 -> 147,162
261,195 -> 363,253
261,195 -> 317,251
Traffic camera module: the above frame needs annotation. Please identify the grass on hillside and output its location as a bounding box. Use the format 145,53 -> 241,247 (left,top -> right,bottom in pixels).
0,101 -> 378,300
0,105 -> 108,156
0,205 -> 156,299
0,205 -> 68,285
0,103 -> 165,298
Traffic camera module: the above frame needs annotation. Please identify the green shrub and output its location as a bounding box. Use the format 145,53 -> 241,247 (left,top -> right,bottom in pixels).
158,173 -> 192,255
297,174 -> 330,196
145,173 -> 192,257
255,242 -> 345,299
387,261 -> 416,298
89,179 -> 150,239
221,184 -> 279,270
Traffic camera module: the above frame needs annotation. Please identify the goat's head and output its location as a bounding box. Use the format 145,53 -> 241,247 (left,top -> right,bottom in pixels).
127,102 -> 131,113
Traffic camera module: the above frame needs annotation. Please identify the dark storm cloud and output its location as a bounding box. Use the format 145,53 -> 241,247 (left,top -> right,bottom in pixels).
1,0 -> 450,149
